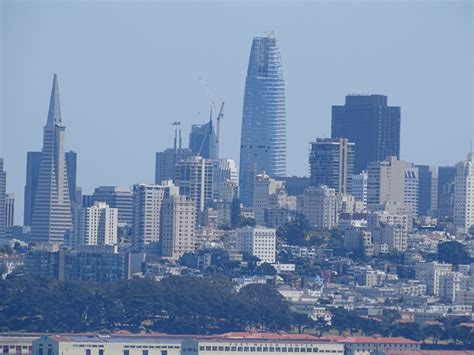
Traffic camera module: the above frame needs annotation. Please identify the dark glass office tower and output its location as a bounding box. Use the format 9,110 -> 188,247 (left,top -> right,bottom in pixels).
309,138 -> 355,194
239,33 -> 286,206
331,95 -> 400,173
189,119 -> 218,159
438,166 -> 456,221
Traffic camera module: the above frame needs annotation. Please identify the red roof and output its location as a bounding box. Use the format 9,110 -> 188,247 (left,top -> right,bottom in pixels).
219,332 -> 319,340
322,335 -> 419,345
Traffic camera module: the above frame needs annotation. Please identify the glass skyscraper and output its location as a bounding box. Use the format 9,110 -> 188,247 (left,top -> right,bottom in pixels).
239,33 -> 287,207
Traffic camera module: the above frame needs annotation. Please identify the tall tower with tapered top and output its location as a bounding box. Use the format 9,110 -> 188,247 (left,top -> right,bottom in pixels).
239,32 -> 287,207
30,75 -> 72,244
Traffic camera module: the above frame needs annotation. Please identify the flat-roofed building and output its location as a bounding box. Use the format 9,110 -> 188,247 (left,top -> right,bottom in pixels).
33,335 -> 181,355
323,335 -> 420,355
0,335 -> 39,355
181,333 -> 344,355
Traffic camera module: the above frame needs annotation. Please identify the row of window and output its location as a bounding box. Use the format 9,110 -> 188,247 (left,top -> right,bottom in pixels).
197,345 -> 342,353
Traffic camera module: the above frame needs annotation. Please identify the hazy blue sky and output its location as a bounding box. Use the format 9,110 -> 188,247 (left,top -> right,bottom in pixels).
1,0 -> 473,223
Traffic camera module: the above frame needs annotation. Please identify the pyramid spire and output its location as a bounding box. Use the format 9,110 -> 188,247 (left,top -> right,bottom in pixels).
46,74 -> 62,126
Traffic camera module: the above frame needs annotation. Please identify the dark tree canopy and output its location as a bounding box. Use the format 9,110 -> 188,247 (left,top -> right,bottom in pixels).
438,241 -> 471,265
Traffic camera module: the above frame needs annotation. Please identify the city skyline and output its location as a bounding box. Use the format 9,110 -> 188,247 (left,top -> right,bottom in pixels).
1,1 -> 473,223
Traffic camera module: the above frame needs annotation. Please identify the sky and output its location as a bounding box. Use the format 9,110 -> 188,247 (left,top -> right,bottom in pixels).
1,0 -> 473,224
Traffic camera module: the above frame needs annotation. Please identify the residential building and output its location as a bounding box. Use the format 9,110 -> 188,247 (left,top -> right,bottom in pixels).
309,138 -> 355,194
25,245 -> 131,283
415,262 -> 452,296
331,94 -> 400,173
297,185 -> 338,229
416,165 -> 438,217
79,202 -> 118,246
92,186 -> 133,226
132,182 -> 179,252
236,226 -> 276,263
160,194 -> 196,260
175,156 -> 214,213
368,156 -> 419,218
453,153 -> 474,232
30,75 -> 73,244
253,172 -> 285,225
239,33 -> 286,207
4,193 -> 14,228
0,159 -> 5,238
323,336 -> 420,355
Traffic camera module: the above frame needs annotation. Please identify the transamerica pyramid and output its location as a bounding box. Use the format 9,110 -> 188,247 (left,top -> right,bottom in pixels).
30,74 -> 72,244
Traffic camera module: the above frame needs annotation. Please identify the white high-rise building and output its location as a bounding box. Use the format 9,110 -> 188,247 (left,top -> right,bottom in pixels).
297,185 -> 338,229
80,202 -> 118,246
236,226 -> 276,263
160,195 -> 196,260
454,153 -> 474,232
30,75 -> 73,244
132,181 -> 179,252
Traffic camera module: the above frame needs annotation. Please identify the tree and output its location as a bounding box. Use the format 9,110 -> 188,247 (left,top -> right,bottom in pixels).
423,324 -> 443,344
437,241 -> 471,265
277,215 -> 310,245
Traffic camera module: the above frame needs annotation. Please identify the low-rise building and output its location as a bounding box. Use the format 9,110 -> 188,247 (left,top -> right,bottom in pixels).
33,334 -> 181,355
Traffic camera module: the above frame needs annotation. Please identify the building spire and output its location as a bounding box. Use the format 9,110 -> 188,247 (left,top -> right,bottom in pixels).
46,74 -> 62,126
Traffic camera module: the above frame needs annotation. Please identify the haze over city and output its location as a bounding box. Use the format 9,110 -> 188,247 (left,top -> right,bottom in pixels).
2,0 -> 472,223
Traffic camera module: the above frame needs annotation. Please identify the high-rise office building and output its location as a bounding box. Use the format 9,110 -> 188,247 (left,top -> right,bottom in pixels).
239,33 -> 286,207
92,186 -> 133,226
30,75 -> 73,244
189,119 -> 218,159
332,95 -> 400,173
175,156 -> 214,213
438,166 -> 456,221
132,182 -> 179,252
454,153 -> 474,232
155,148 -> 195,184
24,150 -> 76,226
309,138 -> 355,194
351,171 -> 368,210
416,165 -> 438,217
155,124 -> 195,184
160,194 -> 196,260
5,193 -> 15,228
0,159 -> 5,238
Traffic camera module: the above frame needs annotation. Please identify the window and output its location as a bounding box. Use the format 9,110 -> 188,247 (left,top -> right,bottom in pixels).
99,350 -> 104,355
142,351 -> 148,355
123,351 -> 129,355
85,350 -> 90,355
